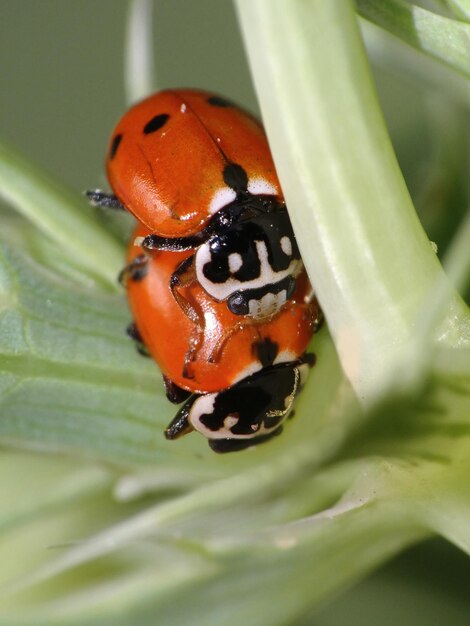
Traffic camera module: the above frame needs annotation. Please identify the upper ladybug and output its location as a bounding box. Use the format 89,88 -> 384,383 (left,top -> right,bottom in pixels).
105,89 -> 282,238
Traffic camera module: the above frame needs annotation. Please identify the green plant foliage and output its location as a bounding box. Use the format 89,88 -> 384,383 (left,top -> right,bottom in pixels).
357,0 -> 470,78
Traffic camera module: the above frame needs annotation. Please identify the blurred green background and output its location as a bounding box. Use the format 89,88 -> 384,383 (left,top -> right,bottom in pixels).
1,1 -> 469,623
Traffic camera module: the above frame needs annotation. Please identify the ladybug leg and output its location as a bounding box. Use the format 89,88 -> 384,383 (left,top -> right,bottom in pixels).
85,189 -> 124,210
118,254 -> 148,286
165,394 -> 198,440
169,256 -> 200,323
302,352 -> 317,368
162,375 -> 192,404
300,291 -> 323,334
207,319 -> 252,363
126,322 -> 150,357
182,324 -> 206,379
167,255 -> 208,378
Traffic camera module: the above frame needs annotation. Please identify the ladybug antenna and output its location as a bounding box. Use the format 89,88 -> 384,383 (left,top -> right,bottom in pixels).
85,189 -> 125,210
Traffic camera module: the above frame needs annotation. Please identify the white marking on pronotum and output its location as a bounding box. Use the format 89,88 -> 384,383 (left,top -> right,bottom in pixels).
247,177 -> 278,196
274,349 -> 298,365
298,363 -> 310,386
208,187 -> 237,215
231,361 -> 263,384
189,394 -> 216,437
224,415 -> 239,430
280,236 -> 292,256
248,290 -> 287,319
196,239 -> 302,309
180,103 -> 187,113
133,236 -> 145,247
228,252 -> 243,273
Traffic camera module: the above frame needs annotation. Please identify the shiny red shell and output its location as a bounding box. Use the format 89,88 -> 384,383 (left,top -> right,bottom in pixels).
126,224 -> 318,394
106,89 -> 282,238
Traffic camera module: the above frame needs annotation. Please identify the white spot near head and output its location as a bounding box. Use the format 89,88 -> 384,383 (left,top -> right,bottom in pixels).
208,187 -> 237,215
180,103 -> 187,113
228,252 -> 243,273
280,236 -> 292,256
224,415 -> 239,430
298,363 -> 310,386
189,394 -> 216,433
274,349 -> 298,365
248,290 -> 287,319
133,236 -> 145,247
231,360 -> 263,384
195,233 -> 302,317
247,177 -> 278,196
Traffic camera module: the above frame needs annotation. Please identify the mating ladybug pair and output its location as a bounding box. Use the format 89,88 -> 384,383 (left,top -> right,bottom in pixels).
88,89 -> 321,453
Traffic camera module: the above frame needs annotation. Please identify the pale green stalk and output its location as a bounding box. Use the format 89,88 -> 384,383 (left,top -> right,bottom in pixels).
125,0 -> 156,103
235,0 -> 469,402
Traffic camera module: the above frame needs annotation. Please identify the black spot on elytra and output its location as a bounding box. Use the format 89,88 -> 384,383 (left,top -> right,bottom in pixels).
143,113 -> 169,134
223,163 -> 248,192
252,338 -> 279,368
109,133 -> 123,159
207,95 -> 232,108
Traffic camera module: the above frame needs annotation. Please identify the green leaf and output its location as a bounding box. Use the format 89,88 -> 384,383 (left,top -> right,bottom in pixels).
0,141 -> 123,289
357,0 -> 470,78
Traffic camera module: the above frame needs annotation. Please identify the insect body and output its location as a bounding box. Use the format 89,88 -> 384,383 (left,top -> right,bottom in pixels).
90,89 -> 321,452
125,224 -> 319,453
100,89 -> 303,322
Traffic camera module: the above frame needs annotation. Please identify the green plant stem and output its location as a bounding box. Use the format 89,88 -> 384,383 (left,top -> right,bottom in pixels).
0,141 -> 123,288
125,0 -> 156,104
235,0 -> 469,403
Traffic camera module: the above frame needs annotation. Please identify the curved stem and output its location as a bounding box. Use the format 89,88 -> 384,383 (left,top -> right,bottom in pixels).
235,0 -> 469,402
0,141 -> 123,288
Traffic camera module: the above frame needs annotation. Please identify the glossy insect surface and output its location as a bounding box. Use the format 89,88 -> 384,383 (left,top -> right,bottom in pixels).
89,89 -> 321,452
106,90 -> 282,239
124,224 -> 319,453
100,89 -> 303,323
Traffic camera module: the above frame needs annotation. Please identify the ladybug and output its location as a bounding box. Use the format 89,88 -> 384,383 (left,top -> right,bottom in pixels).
87,89 -> 322,452
88,89 -> 303,324
123,223 -> 320,453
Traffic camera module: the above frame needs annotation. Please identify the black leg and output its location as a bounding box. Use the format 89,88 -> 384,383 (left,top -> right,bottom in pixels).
164,395 -> 198,440
302,352 -> 316,367
163,375 -> 192,404
85,189 -> 124,210
126,322 -> 150,357
118,254 -> 149,286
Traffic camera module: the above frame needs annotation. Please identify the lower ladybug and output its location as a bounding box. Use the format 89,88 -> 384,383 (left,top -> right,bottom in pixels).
123,224 -> 321,453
